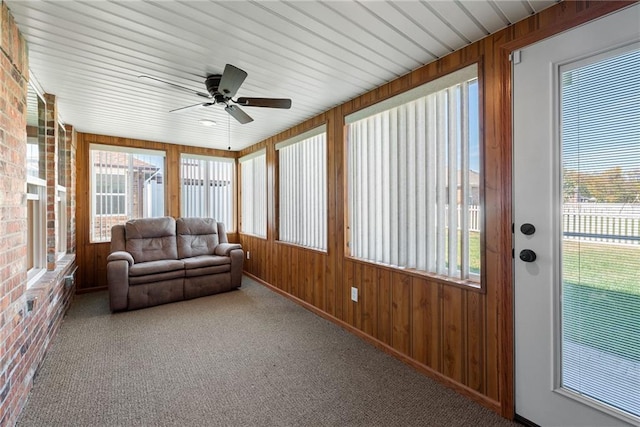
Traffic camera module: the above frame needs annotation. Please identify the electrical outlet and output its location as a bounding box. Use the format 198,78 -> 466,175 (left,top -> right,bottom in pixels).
246,251 -> 250,260
351,287 -> 358,302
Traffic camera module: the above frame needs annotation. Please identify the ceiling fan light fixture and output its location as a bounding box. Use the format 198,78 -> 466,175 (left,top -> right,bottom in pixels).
198,119 -> 216,127
145,64 -> 291,124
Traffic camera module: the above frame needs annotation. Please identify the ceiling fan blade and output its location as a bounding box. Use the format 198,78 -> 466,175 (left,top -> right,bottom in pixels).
218,64 -> 247,99
225,105 -> 253,124
139,75 -> 211,99
169,102 -> 214,113
235,97 -> 292,109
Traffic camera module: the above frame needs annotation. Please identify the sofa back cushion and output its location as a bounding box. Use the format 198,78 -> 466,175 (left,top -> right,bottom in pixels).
125,217 -> 178,263
177,218 -> 219,259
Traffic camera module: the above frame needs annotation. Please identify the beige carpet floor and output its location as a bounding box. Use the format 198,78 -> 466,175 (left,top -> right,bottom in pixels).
17,277 -> 518,427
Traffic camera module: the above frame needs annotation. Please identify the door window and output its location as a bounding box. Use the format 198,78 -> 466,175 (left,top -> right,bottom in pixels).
560,46 -> 640,418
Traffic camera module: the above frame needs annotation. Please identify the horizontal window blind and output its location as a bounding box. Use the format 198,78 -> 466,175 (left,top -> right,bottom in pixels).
240,150 -> 267,238
347,65 -> 480,281
180,154 -> 235,231
560,45 -> 640,419
277,126 -> 327,251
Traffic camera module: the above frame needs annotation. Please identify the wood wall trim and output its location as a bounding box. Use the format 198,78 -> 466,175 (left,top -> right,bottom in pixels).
345,255 -> 483,293
501,1 -> 637,52
491,1 -> 635,418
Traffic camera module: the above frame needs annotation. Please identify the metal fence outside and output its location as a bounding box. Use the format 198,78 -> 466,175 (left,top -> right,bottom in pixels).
563,203 -> 640,245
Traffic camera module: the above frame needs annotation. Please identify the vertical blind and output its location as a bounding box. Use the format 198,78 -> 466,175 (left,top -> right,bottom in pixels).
560,46 -> 639,419
90,144 -> 165,242
346,64 -> 480,281
240,150 -> 267,238
180,154 -> 235,231
277,127 -> 327,251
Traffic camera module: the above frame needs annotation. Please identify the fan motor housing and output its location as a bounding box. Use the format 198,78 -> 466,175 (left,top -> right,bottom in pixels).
205,75 -> 222,97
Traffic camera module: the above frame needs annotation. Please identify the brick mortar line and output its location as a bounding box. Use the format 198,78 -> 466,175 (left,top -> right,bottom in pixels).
0,45 -> 28,82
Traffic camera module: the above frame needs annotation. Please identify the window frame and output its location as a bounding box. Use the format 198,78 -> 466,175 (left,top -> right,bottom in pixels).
26,82 -> 47,286
89,144 -> 166,243
56,122 -> 67,259
180,153 -> 236,232
345,64 -> 483,287
56,186 -> 67,259
276,125 -> 328,252
27,177 -> 47,285
239,149 -> 267,238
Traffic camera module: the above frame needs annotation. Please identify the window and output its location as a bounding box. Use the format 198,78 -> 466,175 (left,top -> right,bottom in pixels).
27,183 -> 46,281
180,154 -> 235,231
26,85 -> 46,183
95,173 -> 126,215
90,144 -> 165,242
346,64 -> 481,282
239,150 -> 267,238
56,187 -> 67,256
26,83 -> 47,284
58,123 -> 66,187
277,126 -> 327,251
57,123 -> 67,257
560,46 -> 640,419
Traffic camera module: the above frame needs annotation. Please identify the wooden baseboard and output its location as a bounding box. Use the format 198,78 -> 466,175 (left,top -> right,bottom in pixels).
244,272 -> 502,415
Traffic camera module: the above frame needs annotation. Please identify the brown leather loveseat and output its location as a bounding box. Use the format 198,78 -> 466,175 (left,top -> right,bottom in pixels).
106,217 -> 243,312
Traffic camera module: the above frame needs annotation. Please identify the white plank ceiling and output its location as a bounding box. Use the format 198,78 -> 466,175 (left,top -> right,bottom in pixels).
8,0 -> 557,151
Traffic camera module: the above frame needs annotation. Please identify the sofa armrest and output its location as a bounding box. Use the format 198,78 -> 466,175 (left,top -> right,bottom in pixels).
228,248 -> 244,288
214,243 -> 242,256
213,243 -> 243,287
107,253 -> 132,312
107,251 -> 134,266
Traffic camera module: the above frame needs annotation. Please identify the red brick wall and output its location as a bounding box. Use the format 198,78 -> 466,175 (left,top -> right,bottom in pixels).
0,3 -> 76,426
0,2 -> 30,424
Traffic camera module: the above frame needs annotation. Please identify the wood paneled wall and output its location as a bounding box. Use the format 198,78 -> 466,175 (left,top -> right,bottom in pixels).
72,0 -> 634,419
237,1 -> 634,419
75,133 -> 238,291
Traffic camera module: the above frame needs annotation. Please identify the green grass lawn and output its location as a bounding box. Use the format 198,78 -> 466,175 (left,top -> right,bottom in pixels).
562,240 -> 639,361
445,230 -> 481,275
469,231 -> 480,275
563,281 -> 639,362
465,234 -> 638,296
563,240 -> 640,296
452,231 -> 638,360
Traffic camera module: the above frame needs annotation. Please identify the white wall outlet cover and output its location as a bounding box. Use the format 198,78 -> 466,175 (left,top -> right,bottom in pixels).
351,287 -> 358,302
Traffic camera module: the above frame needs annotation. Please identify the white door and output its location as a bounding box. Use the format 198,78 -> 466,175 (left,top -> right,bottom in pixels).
513,5 -> 640,426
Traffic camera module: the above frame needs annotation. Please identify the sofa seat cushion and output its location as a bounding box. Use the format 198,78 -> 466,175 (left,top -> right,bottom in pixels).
182,255 -> 230,270
185,265 -> 230,278
129,269 -> 185,286
130,259 -> 185,277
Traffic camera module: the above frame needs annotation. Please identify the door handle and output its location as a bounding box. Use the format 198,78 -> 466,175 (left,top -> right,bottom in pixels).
519,249 -> 537,262
520,223 -> 536,235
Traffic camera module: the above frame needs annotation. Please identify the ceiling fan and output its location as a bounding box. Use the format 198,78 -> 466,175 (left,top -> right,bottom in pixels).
139,64 -> 292,124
